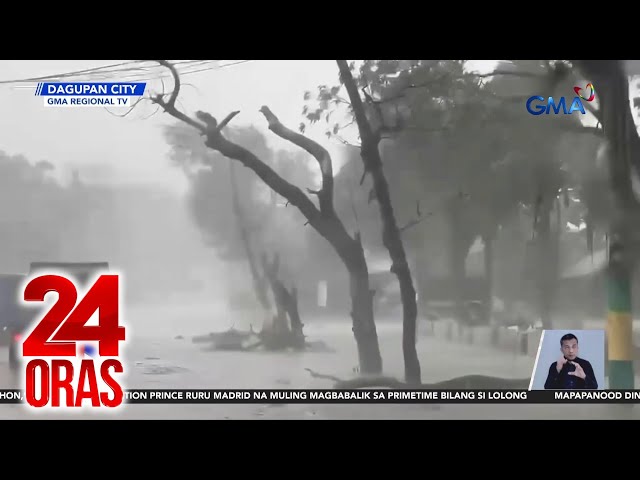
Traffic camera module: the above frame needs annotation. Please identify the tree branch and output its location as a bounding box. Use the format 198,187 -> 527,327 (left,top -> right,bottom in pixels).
155,60 -> 181,109
399,200 -> 429,233
260,106 -> 335,215
399,218 -> 423,233
149,61 -> 321,226
390,69 -> 547,97
337,61 -> 380,186
472,70 -> 547,79
203,123 -> 323,223
150,60 -> 363,272
305,368 -> 531,389
362,85 -> 387,132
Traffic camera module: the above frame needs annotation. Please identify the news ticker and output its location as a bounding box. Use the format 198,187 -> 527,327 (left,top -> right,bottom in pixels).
2,389 -> 640,405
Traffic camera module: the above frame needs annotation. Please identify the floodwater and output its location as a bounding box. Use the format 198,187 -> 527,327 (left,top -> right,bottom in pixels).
0,301 -> 636,420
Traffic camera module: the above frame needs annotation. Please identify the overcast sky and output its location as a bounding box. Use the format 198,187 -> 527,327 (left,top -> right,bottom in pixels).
0,60 -> 498,193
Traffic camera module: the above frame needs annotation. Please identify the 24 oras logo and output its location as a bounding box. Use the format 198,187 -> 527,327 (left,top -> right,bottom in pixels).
526,83 -> 596,116
19,273 -> 127,410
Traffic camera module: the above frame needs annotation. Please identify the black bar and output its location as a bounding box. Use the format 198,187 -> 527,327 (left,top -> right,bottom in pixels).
2,389 -> 640,405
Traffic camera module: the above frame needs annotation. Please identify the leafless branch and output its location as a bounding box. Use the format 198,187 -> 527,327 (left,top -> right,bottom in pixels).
389,70 -> 546,97
338,118 -> 356,131
151,60 -> 366,273
140,104 -> 161,120
472,70 -> 547,79
332,96 -> 351,106
103,96 -> 147,118
149,60 -> 321,226
399,218 -> 424,232
399,201 -> 431,233
260,106 -> 335,215
332,134 -> 361,148
359,168 -> 367,186
155,60 -> 181,110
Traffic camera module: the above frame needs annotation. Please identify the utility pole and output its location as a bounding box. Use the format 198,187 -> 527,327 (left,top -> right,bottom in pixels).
578,60 -> 637,389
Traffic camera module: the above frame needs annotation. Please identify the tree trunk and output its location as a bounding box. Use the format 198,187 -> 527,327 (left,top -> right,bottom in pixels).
337,60 -> 421,384
450,218 -> 475,324
483,233 -> 494,325
261,252 -> 306,350
286,287 -> 305,349
536,203 -> 554,329
486,231 -> 501,347
348,234 -> 383,374
553,197 -> 562,318
261,253 -> 290,337
451,241 -> 467,341
229,161 -> 271,313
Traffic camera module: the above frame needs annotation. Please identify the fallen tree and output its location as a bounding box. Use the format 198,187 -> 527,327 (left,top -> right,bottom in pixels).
260,252 -> 305,350
305,368 -> 530,389
192,328 -> 334,353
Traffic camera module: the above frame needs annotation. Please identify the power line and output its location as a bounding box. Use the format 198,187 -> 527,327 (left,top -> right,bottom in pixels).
0,60 -> 254,86
0,61 -> 140,85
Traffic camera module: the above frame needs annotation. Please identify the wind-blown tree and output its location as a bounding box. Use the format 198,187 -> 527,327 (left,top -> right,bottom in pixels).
406,62 -> 599,326
165,122 -> 315,345
138,60 -> 570,389
303,60 -> 511,383
322,63 -> 489,317
304,60 -> 581,377
481,60 -> 610,326
334,60 -> 421,384
306,60 -> 609,332
151,60 -> 383,374
166,123 -> 270,309
0,151 -> 94,270
303,60 -> 516,382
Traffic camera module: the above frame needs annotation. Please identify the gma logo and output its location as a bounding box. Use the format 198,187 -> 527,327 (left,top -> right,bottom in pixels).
525,96 -> 587,116
526,83 -> 596,116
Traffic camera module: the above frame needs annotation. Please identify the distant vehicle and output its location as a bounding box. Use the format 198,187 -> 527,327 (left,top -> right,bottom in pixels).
8,262 -> 110,371
373,273 -> 491,326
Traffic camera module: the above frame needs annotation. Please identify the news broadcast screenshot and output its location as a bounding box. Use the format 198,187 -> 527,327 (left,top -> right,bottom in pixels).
0,59 -> 639,420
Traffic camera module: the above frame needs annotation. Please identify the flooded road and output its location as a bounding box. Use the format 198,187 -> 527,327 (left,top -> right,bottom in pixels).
0,301 -> 636,419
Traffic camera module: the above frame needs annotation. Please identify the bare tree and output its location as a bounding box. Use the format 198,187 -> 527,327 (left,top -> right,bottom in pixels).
149,60 -> 383,374
336,60 -> 421,384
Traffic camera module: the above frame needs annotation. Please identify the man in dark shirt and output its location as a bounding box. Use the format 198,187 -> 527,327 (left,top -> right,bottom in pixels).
544,333 -> 598,389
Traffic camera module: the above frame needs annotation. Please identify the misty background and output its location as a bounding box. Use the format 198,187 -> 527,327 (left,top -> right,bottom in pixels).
0,60 -> 636,323
0,60 -> 639,420
0,60 -> 504,313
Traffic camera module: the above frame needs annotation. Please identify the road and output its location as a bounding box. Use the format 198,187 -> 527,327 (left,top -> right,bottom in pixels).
0,303 -> 637,419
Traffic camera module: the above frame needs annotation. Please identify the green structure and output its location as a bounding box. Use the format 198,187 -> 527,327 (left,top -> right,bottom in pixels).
607,250 -> 635,389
